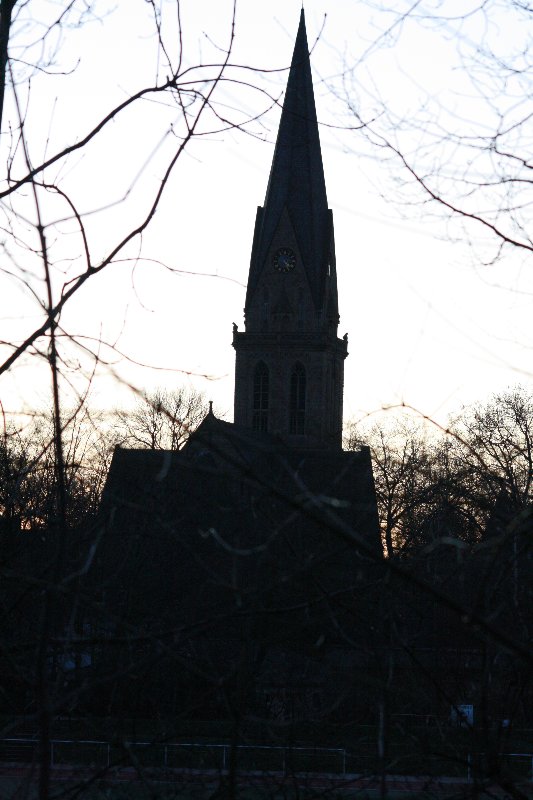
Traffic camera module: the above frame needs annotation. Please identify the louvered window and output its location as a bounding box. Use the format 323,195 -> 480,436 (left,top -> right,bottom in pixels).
252,362 -> 269,431
290,363 -> 306,434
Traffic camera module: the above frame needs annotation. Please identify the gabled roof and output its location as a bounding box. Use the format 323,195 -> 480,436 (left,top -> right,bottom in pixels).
100,413 -> 383,563
246,10 -> 331,312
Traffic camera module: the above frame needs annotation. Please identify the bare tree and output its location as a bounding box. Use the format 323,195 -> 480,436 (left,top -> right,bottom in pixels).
0,0 -> 16,131
451,386 -> 533,510
114,386 -> 209,451
0,4 -> 273,797
346,398 -> 532,793
338,0 -> 533,264
345,418 -> 438,557
347,388 -> 533,556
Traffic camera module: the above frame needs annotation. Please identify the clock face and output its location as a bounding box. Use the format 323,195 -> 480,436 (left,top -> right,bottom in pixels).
272,247 -> 296,273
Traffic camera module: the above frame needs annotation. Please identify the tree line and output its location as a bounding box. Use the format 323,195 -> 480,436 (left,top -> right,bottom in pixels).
346,386 -> 533,560
2,384 -> 531,554
0,386 -> 209,532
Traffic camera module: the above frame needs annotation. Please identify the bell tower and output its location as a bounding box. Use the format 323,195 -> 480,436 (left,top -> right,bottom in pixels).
233,10 -> 348,450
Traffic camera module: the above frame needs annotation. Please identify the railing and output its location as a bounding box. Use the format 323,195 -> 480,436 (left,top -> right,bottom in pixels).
467,752 -> 533,782
0,739 -> 531,782
0,738 -> 346,775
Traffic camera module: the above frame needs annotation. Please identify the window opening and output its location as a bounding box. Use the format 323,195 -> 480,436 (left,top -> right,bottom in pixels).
252,362 -> 269,431
290,363 -> 306,435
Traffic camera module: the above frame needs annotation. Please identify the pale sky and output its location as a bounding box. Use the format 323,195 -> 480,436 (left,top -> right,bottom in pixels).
1,0 -> 532,429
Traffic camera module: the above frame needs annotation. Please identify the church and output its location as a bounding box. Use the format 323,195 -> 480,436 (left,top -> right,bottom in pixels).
98,10 -> 382,721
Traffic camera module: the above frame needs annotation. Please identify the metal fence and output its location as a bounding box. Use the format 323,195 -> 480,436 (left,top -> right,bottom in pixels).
467,752 -> 533,782
0,738 -> 532,781
0,738 -> 346,774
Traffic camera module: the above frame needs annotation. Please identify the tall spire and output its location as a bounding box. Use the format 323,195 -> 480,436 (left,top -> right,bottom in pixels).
246,9 -> 332,313
233,10 -> 347,450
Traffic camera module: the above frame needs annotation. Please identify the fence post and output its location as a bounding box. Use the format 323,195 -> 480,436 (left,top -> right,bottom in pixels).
467,753 -> 471,782
107,743 -> 110,768
222,745 -> 226,771
342,749 -> 346,775
50,741 -> 54,768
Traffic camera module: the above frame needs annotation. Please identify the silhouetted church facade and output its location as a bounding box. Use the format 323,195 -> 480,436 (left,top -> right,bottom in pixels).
98,11 -> 381,720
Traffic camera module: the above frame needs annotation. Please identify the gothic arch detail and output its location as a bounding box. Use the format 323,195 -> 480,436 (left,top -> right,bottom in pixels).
289,363 -> 306,435
252,361 -> 269,431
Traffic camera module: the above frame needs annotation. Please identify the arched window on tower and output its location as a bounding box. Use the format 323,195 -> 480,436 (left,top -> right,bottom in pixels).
252,362 -> 269,431
290,363 -> 306,435
297,288 -> 304,330
261,287 -> 270,330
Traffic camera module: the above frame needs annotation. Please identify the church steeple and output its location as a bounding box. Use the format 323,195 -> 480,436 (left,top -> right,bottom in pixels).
246,10 -> 333,318
233,11 -> 347,450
